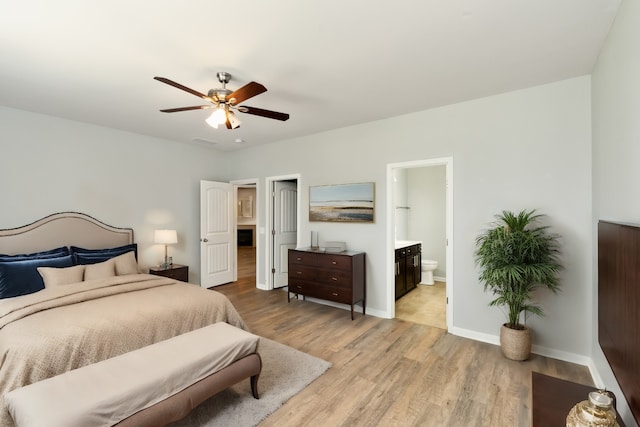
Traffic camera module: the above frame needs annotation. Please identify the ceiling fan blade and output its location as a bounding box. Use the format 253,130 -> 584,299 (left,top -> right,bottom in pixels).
239,106 -> 290,121
228,81 -> 267,105
159,105 -> 211,113
154,77 -> 209,100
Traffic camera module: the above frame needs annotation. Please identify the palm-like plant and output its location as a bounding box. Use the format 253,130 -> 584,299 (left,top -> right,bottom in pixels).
475,210 -> 562,330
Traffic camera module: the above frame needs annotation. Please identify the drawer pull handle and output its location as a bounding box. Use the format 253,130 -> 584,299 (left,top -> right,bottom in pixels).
332,261 -> 337,265
296,257 -> 302,261
296,285 -> 302,289
331,277 -> 338,281
297,271 -> 302,275
331,292 -> 338,296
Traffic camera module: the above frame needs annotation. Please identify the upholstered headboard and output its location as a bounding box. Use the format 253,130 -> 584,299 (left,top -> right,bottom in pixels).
0,212 -> 134,255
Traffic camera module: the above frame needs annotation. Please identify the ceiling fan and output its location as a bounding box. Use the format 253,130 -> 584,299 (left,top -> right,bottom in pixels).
153,72 -> 289,130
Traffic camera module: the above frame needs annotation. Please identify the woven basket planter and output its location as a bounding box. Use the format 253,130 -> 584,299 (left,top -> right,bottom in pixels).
500,324 -> 531,361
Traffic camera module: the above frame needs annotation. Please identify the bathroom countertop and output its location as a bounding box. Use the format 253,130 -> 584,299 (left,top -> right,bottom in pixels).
395,240 -> 422,249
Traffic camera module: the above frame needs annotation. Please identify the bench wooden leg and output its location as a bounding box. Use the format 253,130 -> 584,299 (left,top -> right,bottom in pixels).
250,373 -> 260,399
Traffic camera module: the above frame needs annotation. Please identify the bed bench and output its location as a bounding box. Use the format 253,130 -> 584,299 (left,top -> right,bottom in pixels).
5,322 -> 262,427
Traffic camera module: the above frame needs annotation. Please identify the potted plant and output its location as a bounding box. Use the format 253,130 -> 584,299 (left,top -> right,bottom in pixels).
475,209 -> 562,360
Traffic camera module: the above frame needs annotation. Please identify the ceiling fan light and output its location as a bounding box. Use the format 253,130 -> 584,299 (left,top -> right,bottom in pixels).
206,107 -> 227,128
228,111 -> 241,129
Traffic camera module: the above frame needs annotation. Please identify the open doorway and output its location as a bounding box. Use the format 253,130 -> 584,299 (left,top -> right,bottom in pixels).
232,179 -> 259,288
386,158 -> 453,331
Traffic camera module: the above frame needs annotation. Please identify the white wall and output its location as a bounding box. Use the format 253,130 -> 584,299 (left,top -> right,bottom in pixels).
227,76 -> 593,358
0,106 -> 229,283
407,165 -> 446,278
592,1 -> 640,425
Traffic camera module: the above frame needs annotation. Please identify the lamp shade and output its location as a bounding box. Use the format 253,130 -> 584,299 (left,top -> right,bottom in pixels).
154,229 -> 177,245
205,107 -> 227,129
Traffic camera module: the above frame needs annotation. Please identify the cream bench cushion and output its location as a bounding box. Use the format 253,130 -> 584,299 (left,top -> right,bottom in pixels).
5,322 -> 260,427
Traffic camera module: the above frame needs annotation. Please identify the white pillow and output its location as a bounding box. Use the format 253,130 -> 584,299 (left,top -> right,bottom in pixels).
84,258 -> 116,280
38,265 -> 86,288
113,251 -> 140,276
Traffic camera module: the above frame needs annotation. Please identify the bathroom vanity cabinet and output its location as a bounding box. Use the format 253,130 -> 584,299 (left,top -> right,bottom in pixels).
395,242 -> 421,300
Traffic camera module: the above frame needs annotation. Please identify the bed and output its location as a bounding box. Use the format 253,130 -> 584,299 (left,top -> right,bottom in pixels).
0,212 -> 248,427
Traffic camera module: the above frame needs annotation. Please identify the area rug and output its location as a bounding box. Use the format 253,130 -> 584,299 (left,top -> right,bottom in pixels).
169,337 -> 331,427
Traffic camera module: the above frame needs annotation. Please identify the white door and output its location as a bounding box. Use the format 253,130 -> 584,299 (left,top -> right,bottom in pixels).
200,180 -> 236,287
272,181 -> 297,288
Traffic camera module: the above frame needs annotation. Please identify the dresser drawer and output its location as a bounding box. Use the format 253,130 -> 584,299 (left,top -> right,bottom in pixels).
288,281 -> 311,295
317,254 -> 352,271
291,282 -> 352,304
316,269 -> 352,288
312,284 -> 352,304
289,251 -> 319,266
289,266 -> 317,281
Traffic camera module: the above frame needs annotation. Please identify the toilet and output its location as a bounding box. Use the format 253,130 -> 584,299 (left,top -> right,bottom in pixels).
421,260 -> 438,285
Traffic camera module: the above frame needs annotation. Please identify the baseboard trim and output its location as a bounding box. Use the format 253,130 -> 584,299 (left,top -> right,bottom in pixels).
449,326 -> 592,366
290,295 -> 385,318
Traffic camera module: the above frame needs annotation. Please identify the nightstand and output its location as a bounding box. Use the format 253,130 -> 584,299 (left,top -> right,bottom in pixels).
149,264 -> 189,282
532,372 -> 626,427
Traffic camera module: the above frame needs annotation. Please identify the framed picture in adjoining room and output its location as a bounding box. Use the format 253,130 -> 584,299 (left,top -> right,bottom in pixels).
239,199 -> 253,218
309,182 -> 375,222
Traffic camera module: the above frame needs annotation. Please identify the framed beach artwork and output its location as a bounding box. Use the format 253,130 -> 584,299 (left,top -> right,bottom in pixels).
309,182 -> 375,222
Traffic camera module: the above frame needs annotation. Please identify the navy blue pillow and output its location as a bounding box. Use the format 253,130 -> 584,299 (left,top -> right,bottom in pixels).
0,246 -> 70,261
70,244 -> 137,265
0,254 -> 75,299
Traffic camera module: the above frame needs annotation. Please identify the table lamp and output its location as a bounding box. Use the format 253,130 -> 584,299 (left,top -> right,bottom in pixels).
154,229 -> 177,268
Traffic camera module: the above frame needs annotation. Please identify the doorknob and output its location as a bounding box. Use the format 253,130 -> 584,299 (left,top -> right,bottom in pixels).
201,238 -> 208,242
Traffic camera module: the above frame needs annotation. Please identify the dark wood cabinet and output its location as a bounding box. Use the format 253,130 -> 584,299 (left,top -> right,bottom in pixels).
406,243 -> 421,290
288,248 -> 366,320
395,243 -> 421,300
395,249 -> 406,298
149,264 -> 189,282
532,372 -> 626,427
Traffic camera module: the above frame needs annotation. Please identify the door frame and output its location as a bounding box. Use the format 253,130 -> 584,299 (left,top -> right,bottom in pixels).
265,173 -> 301,291
386,157 -> 453,330
231,178 -> 259,289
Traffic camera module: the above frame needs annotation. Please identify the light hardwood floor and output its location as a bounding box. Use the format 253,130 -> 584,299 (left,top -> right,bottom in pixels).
217,248 -> 593,426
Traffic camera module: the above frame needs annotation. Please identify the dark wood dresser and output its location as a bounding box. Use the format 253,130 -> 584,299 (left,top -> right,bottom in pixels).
287,248 -> 365,320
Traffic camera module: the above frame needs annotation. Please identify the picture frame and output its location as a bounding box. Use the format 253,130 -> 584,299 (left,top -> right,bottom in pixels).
309,182 -> 374,222
240,199 -> 253,218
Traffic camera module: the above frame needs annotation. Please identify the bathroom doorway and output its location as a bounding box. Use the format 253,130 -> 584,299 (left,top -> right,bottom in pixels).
231,179 -> 259,289
386,158 -> 453,331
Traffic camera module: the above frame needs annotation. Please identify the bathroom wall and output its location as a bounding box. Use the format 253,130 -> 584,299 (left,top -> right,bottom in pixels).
393,169 -> 409,240
407,166 -> 447,279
